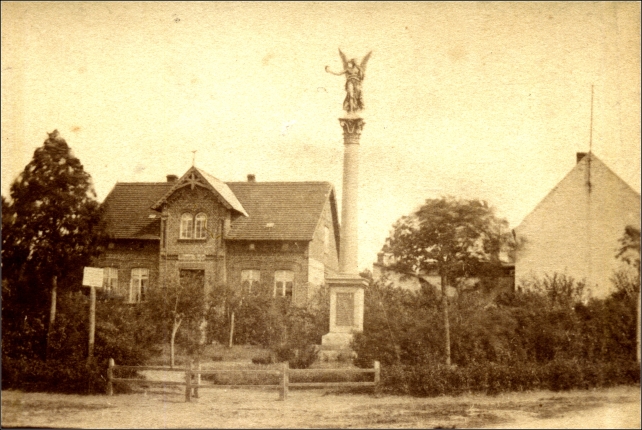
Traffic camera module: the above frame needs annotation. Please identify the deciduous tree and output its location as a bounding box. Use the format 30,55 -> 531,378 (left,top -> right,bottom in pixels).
146,271 -> 207,367
383,196 -> 512,365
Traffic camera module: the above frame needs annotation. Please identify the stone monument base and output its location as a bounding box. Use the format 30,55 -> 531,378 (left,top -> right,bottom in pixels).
320,332 -> 356,362
318,274 -> 367,361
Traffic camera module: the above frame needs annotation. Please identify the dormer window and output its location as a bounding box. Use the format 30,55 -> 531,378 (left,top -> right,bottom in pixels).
180,213 -> 194,239
180,212 -> 208,240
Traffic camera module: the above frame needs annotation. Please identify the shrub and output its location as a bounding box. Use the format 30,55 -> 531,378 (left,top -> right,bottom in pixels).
379,360 -> 640,397
1,291 -> 159,394
251,353 -> 273,365
1,355 -> 105,394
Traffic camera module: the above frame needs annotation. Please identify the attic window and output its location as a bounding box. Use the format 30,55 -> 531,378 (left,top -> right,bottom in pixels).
266,223 -> 275,228
249,243 -> 255,251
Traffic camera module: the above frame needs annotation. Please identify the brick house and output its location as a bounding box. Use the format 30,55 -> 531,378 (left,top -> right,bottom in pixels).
95,166 -> 340,305
514,152 -> 641,298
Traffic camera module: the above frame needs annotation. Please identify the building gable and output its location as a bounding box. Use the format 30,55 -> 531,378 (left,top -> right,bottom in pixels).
151,166 -> 248,217
514,152 -> 641,297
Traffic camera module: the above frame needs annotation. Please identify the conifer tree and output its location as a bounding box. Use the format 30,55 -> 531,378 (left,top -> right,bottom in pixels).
2,130 -> 103,358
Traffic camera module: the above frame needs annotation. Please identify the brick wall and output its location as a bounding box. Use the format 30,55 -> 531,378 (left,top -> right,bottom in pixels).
159,186 -> 230,293
226,240 -> 310,304
92,239 -> 159,301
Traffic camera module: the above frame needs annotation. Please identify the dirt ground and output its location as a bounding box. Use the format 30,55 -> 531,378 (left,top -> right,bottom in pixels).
2,384 -> 640,428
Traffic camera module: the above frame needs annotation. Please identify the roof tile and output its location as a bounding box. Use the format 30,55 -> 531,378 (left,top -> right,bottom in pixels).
102,176 -> 335,242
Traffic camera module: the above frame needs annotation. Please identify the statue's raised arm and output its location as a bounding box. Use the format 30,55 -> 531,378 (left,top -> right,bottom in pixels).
326,49 -> 372,114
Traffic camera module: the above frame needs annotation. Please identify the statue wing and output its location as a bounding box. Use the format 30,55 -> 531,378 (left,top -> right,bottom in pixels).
338,48 -> 349,70
360,51 -> 373,76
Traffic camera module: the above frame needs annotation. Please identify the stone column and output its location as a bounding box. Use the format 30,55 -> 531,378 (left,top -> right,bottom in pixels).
339,118 -> 363,275
321,117 -> 368,356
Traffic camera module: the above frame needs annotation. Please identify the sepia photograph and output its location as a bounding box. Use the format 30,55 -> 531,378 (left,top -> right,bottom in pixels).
1,2 -> 640,428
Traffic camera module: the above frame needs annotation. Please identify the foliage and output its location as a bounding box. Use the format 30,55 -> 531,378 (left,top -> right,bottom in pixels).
145,271 -> 208,366
382,196 -> 513,365
383,196 -> 512,288
1,290 -> 159,394
207,283 -> 329,368
2,130 -> 103,287
521,273 -> 587,309
251,353 -> 274,365
354,272 -> 640,395
611,225 -> 641,299
2,130 -> 105,358
379,359 -> 640,397
616,225 -> 641,270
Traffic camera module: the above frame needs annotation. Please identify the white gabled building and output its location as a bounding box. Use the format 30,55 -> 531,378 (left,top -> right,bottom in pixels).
514,152 -> 641,298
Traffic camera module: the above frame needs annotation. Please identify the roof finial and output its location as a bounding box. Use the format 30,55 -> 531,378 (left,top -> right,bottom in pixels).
192,150 -> 197,167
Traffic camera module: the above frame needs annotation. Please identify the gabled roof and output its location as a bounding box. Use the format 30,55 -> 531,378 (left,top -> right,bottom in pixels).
515,152 -> 641,231
227,181 -> 337,241
150,166 -> 248,217
102,182 -> 172,239
101,170 -> 338,242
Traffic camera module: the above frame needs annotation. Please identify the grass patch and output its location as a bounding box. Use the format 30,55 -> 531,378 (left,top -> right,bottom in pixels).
198,364 -> 374,386
146,344 -> 270,366
2,399 -> 113,412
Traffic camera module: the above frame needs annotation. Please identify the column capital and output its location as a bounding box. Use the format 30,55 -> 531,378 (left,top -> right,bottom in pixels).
339,117 -> 365,144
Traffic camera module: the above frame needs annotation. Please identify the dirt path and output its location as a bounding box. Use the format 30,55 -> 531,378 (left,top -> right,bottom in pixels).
2,385 -> 640,428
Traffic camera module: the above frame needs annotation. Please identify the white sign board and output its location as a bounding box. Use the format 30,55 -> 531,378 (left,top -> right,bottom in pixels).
83,267 -> 104,288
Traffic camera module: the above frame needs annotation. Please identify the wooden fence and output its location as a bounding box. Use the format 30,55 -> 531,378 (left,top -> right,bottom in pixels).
107,358 -> 380,402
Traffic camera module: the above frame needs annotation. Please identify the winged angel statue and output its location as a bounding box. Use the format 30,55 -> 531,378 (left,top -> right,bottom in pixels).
325,49 -> 372,114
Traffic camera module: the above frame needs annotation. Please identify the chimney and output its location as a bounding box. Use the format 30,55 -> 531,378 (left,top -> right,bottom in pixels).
166,174 -> 178,183
247,174 -> 256,182
576,152 -> 588,164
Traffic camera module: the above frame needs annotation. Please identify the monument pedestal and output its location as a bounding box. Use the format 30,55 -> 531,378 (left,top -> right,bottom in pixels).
320,274 -> 367,360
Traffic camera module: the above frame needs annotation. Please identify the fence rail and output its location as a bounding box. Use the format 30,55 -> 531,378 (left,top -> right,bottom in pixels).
107,358 -> 380,402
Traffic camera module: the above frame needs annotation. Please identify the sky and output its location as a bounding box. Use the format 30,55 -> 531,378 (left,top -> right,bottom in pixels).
2,2 -> 640,271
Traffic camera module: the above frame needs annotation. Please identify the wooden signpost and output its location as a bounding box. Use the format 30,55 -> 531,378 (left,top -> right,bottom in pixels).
82,267 -> 103,364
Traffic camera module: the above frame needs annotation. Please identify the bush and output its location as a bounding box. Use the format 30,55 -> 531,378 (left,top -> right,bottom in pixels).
251,353 -> 273,365
272,343 -> 319,369
379,360 -> 640,397
1,291 -> 159,394
1,355 -> 104,394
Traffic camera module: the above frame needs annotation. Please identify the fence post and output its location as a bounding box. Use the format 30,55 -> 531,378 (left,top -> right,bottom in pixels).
374,361 -> 381,394
279,361 -> 289,400
185,361 -> 192,402
193,359 -> 201,399
107,358 -> 114,396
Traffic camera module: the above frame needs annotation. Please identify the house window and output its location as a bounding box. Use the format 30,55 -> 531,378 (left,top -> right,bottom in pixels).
241,269 -> 261,294
324,226 -> 330,255
180,213 -> 194,239
130,268 -> 149,303
194,213 -> 207,239
103,267 -> 118,294
274,270 -> 294,297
